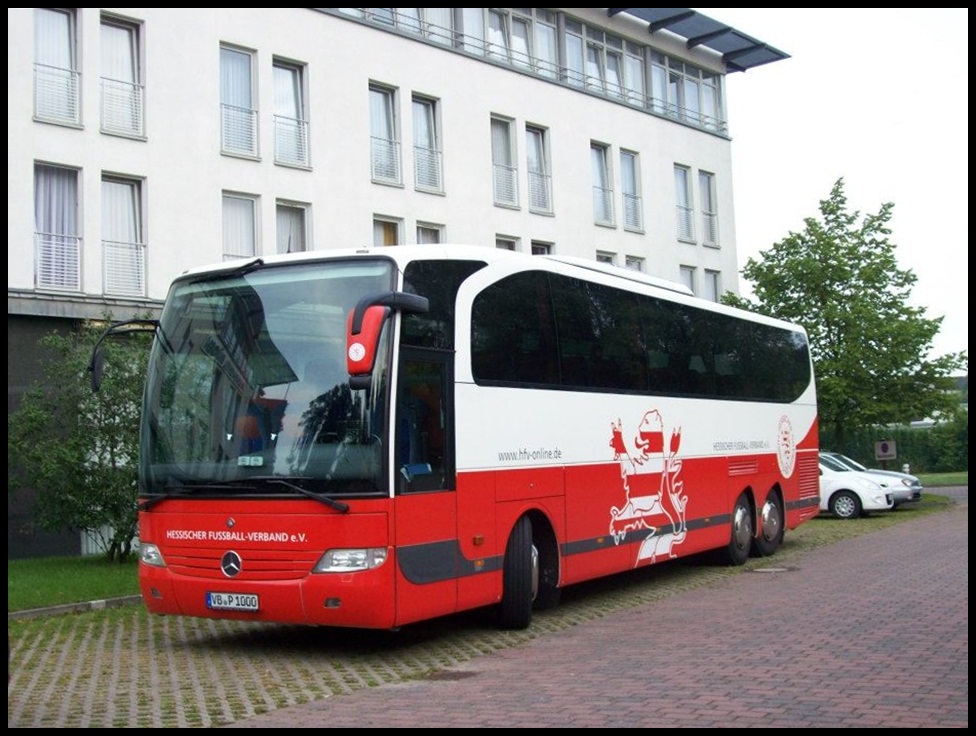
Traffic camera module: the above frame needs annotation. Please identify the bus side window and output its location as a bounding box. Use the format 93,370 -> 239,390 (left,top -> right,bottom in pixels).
397,356 -> 449,492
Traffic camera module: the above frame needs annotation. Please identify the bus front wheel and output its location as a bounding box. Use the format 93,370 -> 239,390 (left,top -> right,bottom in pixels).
724,493 -> 753,566
498,516 -> 534,630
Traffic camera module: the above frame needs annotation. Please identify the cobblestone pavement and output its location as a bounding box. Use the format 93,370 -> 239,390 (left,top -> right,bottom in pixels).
8,489 -> 968,729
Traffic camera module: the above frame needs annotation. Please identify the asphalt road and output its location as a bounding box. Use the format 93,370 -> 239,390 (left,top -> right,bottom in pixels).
8,488 -> 968,728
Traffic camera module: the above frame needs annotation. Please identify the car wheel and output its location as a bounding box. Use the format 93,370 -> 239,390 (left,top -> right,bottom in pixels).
751,491 -> 784,557
829,490 -> 862,520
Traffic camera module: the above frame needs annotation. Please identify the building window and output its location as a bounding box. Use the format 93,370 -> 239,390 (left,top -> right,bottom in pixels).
34,8 -> 79,125
223,193 -> 257,260
100,16 -> 143,137
220,46 -> 258,157
700,171 -> 719,246
526,125 -> 552,214
491,116 -> 518,207
496,235 -> 518,251
621,150 -> 642,231
373,217 -> 401,246
417,222 -> 443,244
596,251 -> 615,264
679,265 -> 696,294
34,163 -> 81,290
413,96 -> 442,192
531,241 -> 552,255
102,176 -> 145,296
591,143 -> 614,226
370,85 -> 401,184
650,53 -> 725,132
704,269 -> 721,302
625,256 -> 644,272
674,165 -> 695,242
276,201 -> 308,254
273,59 -> 309,167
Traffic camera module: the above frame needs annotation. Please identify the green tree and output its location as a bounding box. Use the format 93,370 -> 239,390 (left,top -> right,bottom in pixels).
723,178 -> 967,448
7,317 -> 152,562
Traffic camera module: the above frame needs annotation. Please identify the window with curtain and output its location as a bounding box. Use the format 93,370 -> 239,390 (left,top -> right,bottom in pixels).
699,171 -> 719,246
591,143 -> 614,226
370,85 -> 401,183
533,11 -> 558,78
531,241 -> 552,255
625,256 -> 644,272
222,193 -> 257,260
526,126 -> 551,214
102,176 -> 145,296
373,218 -> 400,246
100,17 -> 143,137
704,270 -> 721,302
413,96 -> 442,191
220,46 -> 257,156
491,117 -> 518,207
621,150 -> 642,231
34,8 -> 79,124
276,202 -> 307,254
273,60 -> 308,167
416,223 -> 442,244
679,265 -> 696,294
496,236 -> 518,250
34,163 -> 81,290
674,165 -> 695,242
596,251 -> 615,264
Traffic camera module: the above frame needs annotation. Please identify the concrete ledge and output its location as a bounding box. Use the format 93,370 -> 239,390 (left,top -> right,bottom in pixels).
8,595 -> 142,621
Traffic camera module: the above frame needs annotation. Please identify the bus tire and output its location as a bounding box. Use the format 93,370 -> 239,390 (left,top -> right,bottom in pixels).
724,493 -> 753,566
498,516 -> 534,630
751,491 -> 784,557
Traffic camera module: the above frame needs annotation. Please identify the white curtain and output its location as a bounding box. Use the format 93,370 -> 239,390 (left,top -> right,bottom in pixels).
276,204 -> 305,254
220,47 -> 251,109
223,196 -> 255,258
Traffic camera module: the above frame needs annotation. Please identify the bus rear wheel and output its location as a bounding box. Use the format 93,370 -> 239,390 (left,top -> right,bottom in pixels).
751,492 -> 784,557
498,516 -> 534,630
724,493 -> 753,566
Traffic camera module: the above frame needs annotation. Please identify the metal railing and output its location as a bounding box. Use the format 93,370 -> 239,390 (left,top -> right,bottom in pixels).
221,103 -> 258,156
35,232 -> 82,291
102,239 -> 146,296
34,63 -> 80,124
100,77 -> 144,136
274,115 -> 309,166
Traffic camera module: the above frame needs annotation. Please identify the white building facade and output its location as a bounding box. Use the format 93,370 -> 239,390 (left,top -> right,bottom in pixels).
7,7 -> 787,555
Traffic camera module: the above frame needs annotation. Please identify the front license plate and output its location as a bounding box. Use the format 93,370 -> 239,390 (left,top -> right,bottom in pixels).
206,591 -> 259,612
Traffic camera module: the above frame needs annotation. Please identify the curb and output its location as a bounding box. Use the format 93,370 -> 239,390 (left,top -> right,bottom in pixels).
8,595 -> 142,622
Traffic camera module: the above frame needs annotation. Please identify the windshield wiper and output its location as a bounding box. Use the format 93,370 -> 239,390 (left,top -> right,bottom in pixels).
265,477 -> 350,513
139,480 -> 257,512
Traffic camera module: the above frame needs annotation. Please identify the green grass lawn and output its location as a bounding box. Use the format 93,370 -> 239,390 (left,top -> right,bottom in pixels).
916,470 -> 967,487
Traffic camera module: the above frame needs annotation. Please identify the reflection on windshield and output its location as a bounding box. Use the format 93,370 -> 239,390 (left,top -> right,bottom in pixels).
142,259 -> 394,496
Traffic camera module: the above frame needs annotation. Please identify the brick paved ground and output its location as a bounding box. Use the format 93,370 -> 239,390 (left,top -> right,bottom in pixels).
9,489 -> 967,729
227,489 -> 968,729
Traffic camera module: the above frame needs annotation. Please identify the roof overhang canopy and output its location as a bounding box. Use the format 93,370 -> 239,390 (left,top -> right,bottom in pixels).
607,8 -> 790,73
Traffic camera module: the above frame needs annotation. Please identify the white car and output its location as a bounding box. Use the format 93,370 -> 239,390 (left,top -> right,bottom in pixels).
819,454 -> 894,519
820,451 -> 923,507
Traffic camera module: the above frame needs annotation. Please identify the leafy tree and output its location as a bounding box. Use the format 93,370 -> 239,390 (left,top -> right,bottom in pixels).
7,317 -> 152,562
723,178 -> 967,448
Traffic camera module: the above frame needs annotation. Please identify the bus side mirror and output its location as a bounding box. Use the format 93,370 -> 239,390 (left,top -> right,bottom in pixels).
346,291 -> 429,390
346,305 -> 390,388
89,350 -> 105,392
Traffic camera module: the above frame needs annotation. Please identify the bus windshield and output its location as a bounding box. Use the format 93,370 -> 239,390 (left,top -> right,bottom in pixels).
141,259 -> 395,497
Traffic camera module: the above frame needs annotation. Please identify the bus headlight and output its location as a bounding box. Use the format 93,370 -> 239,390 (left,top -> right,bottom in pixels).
313,548 -> 388,573
140,543 -> 166,568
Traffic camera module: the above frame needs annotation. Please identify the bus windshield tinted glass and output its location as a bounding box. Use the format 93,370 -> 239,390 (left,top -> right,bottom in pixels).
142,259 -> 395,496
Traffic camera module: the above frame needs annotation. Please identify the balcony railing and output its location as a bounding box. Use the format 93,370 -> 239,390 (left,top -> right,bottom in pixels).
221,103 -> 258,156
103,239 -> 146,296
623,193 -> 643,231
592,186 -> 614,226
676,205 -> 695,242
371,136 -> 402,183
492,163 -> 518,207
274,115 -> 309,167
34,63 -> 80,125
101,77 -> 145,136
528,171 -> 553,213
702,212 -> 719,246
35,232 -> 82,291
414,144 -> 443,191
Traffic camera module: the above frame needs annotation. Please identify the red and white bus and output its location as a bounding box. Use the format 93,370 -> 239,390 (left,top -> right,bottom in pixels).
95,244 -> 820,630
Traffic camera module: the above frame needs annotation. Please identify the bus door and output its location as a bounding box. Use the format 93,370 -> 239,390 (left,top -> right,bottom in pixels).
392,349 -> 458,623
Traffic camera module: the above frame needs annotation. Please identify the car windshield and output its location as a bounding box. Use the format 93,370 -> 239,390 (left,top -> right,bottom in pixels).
819,454 -> 853,472
827,453 -> 868,472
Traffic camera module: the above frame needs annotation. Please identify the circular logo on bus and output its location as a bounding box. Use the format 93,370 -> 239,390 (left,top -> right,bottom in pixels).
776,415 -> 796,478
348,342 -> 366,362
